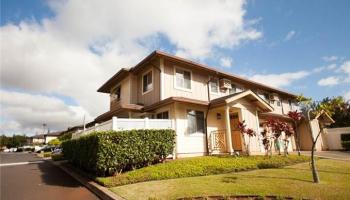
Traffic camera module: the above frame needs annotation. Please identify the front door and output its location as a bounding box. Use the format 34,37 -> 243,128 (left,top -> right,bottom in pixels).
230,113 -> 242,151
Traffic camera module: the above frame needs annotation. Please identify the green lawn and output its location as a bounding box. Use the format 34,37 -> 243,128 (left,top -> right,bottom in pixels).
110,159 -> 350,200
97,155 -> 309,187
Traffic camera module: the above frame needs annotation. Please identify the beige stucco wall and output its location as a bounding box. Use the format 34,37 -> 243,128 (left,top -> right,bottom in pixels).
299,119 -> 325,151
45,136 -> 57,144
324,127 -> 350,150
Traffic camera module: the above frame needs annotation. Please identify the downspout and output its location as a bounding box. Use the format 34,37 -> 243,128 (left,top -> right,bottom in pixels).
204,79 -> 211,155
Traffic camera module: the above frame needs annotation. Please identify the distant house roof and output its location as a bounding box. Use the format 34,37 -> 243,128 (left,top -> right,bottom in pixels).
31,134 -> 45,139
47,131 -> 63,136
97,50 -> 297,98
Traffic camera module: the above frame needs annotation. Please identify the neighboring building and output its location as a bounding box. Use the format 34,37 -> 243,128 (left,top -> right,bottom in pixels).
30,131 -> 63,145
91,50 -> 331,158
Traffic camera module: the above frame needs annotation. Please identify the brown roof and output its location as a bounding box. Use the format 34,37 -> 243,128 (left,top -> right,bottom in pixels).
144,97 -> 209,112
47,131 -> 63,136
259,112 -> 293,121
97,50 -> 298,97
98,68 -> 130,93
95,103 -> 144,122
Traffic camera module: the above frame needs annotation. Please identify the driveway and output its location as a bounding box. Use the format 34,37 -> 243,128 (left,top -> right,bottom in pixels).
0,152 -> 100,200
301,151 -> 350,161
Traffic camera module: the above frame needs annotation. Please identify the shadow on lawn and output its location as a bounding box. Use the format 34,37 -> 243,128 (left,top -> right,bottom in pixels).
222,173 -> 312,183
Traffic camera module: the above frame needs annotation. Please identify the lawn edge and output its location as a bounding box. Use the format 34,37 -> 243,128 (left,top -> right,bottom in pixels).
50,160 -> 125,200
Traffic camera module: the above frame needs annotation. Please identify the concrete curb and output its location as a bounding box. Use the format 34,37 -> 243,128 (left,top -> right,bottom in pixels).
50,160 -> 125,200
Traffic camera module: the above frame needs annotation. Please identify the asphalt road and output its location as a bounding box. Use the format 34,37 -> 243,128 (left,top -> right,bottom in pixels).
0,152 -> 100,200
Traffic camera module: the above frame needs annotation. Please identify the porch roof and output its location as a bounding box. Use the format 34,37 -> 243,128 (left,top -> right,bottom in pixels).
210,90 -> 274,112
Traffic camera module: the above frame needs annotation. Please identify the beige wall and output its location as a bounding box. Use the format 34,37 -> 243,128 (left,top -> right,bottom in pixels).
324,127 -> 350,150
110,75 -> 131,106
136,65 -> 160,106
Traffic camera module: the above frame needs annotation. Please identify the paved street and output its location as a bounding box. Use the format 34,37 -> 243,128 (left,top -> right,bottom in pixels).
300,151 -> 350,161
0,153 -> 100,200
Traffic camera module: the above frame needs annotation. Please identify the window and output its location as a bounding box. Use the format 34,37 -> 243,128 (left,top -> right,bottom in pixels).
156,111 -> 169,119
142,70 -> 153,93
288,99 -> 293,110
229,84 -> 237,94
187,110 -> 205,134
113,85 -> 121,101
277,100 -> 281,107
210,79 -> 219,93
175,68 -> 191,90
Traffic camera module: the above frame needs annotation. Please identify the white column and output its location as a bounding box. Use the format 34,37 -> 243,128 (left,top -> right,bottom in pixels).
225,105 -> 234,154
160,57 -> 165,100
112,116 -> 118,131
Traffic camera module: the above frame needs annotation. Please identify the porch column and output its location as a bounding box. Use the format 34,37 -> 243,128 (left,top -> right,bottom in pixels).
225,105 -> 234,154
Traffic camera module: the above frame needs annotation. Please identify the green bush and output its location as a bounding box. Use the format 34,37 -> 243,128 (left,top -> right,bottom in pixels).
52,153 -> 65,161
340,133 -> 350,141
43,152 -> 52,157
341,141 -> 350,150
62,129 -> 176,176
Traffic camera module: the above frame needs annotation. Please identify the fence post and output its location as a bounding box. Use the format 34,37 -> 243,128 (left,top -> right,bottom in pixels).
112,116 -> 118,130
145,117 -> 149,129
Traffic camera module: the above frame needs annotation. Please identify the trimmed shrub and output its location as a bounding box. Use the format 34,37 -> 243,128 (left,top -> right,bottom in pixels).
340,133 -> 350,141
43,152 -> 52,157
52,153 -> 65,161
341,134 -> 350,150
341,141 -> 350,150
62,129 -> 176,176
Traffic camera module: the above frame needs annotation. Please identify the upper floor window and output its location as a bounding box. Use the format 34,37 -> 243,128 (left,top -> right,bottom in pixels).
229,84 -> 237,94
277,100 -> 281,107
142,70 -> 153,93
112,85 -> 121,101
156,111 -> 169,119
288,99 -> 293,110
175,68 -> 191,90
210,79 -> 219,93
187,110 -> 205,134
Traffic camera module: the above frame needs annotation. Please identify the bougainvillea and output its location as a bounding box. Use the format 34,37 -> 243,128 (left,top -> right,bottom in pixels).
287,110 -> 304,156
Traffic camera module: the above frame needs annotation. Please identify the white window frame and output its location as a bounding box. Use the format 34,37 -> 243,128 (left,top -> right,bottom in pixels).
209,77 -> 219,94
156,110 -> 170,119
142,69 -> 154,95
174,66 -> 192,92
111,84 -> 122,102
186,109 -> 205,135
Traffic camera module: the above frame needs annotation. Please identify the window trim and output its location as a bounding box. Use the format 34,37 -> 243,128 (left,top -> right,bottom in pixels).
174,66 -> 192,92
111,84 -> 122,102
142,69 -> 154,95
209,77 -> 220,94
186,109 -> 205,135
156,110 -> 170,119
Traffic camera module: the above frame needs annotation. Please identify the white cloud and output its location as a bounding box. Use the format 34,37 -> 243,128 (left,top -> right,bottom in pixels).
0,90 -> 92,136
339,60 -> 350,82
322,56 -> 338,62
313,64 -> 337,73
284,30 -> 296,41
344,91 -> 350,101
1,0 -> 262,134
249,71 -> 309,88
317,76 -> 340,86
220,57 -> 233,68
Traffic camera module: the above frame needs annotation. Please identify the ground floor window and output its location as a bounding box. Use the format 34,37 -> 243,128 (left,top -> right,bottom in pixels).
187,110 -> 205,134
156,111 -> 169,119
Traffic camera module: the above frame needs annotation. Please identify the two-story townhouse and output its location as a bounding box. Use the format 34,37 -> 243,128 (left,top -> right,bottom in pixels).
94,50 -> 331,158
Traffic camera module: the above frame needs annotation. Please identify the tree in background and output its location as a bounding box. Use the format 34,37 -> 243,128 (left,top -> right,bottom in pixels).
288,110 -> 304,156
0,134 -> 27,148
48,138 -> 61,146
237,120 -> 256,156
58,132 -> 72,141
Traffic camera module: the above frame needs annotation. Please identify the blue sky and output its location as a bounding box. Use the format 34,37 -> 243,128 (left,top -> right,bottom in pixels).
1,0 -> 349,135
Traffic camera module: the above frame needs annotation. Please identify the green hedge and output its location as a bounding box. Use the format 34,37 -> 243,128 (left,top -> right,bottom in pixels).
62,129 -> 176,176
341,134 -> 350,141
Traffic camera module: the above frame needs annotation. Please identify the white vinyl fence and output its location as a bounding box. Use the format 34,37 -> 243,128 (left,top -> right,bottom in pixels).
72,117 -> 173,139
